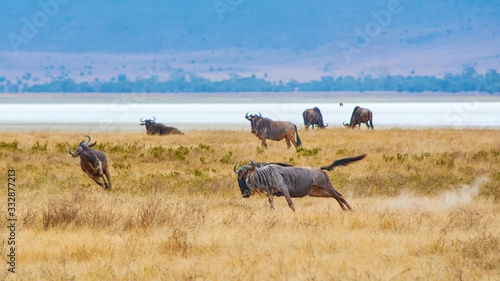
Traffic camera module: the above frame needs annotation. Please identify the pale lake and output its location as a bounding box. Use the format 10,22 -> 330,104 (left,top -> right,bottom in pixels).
1,97 -> 498,132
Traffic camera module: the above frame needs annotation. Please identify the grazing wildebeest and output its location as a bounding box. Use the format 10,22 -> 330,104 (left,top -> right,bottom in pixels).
140,117 -> 184,135
303,107 -> 328,129
233,154 -> 366,211
245,112 -> 302,148
343,106 -> 374,129
69,135 -> 112,190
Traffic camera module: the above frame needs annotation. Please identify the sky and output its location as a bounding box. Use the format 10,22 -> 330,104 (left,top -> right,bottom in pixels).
0,0 -> 499,82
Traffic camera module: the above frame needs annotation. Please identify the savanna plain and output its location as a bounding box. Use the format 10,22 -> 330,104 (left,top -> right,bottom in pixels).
0,128 -> 499,280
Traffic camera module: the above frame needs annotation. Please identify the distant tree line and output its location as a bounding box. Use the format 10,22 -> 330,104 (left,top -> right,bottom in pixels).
1,66 -> 499,93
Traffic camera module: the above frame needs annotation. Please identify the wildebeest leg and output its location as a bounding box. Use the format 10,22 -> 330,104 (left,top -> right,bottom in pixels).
100,174 -> 110,190
285,138 -> 292,148
103,169 -> 112,190
100,175 -> 109,190
310,186 -> 352,211
287,136 -> 298,148
89,174 -> 105,188
95,167 -> 109,190
261,139 -> 268,148
267,194 -> 275,210
280,188 -> 295,212
81,168 -> 104,188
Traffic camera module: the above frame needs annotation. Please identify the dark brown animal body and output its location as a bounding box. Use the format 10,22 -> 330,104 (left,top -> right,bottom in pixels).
234,155 -> 366,211
344,106 -> 373,129
303,107 -> 328,129
140,117 -> 184,135
69,136 -> 112,190
245,113 -> 301,148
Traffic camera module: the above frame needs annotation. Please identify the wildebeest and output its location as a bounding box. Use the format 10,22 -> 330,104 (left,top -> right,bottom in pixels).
69,135 -> 112,190
233,154 -> 367,211
303,107 -> 328,129
245,112 -> 302,148
343,106 -> 374,129
140,117 -> 184,135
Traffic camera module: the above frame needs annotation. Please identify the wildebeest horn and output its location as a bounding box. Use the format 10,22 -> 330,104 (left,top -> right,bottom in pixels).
258,112 -> 262,118
140,117 -> 145,122
324,123 -> 329,127
83,135 -> 91,145
152,116 -> 156,122
68,146 -> 76,155
233,162 -> 238,174
343,121 -> 349,127
245,112 -> 251,120
247,158 -> 256,168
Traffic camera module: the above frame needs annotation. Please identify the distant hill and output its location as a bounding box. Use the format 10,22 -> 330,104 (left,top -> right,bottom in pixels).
1,0 -> 498,53
0,0 -> 498,83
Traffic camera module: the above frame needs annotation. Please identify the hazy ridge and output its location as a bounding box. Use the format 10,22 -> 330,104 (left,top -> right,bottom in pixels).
1,0 -> 498,83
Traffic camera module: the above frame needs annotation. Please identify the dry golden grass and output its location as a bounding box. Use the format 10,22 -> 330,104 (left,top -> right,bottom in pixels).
0,128 -> 499,280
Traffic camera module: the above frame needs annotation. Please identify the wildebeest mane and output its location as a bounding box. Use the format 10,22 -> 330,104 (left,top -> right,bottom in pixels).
268,162 -> 294,167
319,154 -> 367,171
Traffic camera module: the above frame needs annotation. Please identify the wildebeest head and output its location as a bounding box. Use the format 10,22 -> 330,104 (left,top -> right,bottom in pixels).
234,159 -> 293,198
140,117 -> 156,129
245,112 -> 263,134
68,135 -> 97,158
234,158 -> 258,198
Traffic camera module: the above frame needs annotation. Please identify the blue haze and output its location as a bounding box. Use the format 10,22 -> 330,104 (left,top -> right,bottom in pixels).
0,0 -> 498,83
1,0 -> 498,53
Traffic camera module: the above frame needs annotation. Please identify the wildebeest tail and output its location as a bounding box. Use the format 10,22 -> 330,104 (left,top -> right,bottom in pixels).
320,154 -> 367,171
295,125 -> 302,147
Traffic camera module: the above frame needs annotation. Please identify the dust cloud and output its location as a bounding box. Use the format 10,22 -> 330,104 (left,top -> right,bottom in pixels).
377,177 -> 489,211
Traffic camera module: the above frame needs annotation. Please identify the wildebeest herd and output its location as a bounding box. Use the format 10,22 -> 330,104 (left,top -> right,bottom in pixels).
70,105 -> 373,211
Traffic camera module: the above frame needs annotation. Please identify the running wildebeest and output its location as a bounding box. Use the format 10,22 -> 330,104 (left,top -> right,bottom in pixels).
343,106 -> 374,129
303,107 -> 328,129
140,117 -> 184,135
69,135 -> 112,190
233,154 -> 367,211
245,112 -> 302,148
